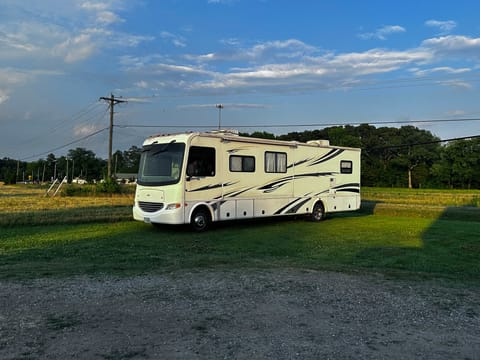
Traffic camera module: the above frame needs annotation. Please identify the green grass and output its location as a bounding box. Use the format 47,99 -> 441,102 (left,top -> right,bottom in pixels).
362,187 -> 480,207
1,185 -> 479,282
1,213 -> 478,282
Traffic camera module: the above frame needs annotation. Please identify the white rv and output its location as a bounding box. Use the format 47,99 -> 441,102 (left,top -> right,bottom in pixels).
133,130 -> 361,230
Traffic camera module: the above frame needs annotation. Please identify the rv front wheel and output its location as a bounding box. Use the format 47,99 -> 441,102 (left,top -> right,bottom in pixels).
191,208 -> 210,232
311,202 -> 325,222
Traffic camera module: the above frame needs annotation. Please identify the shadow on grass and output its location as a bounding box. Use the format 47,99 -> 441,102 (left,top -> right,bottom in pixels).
1,204 -> 479,282
357,200 -> 382,216
353,206 -> 480,280
0,216 -> 347,280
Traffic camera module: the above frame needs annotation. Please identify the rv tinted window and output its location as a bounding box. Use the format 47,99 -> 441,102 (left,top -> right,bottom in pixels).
340,160 -> 353,174
137,142 -> 185,186
265,152 -> 287,173
187,146 -> 215,176
229,155 -> 255,172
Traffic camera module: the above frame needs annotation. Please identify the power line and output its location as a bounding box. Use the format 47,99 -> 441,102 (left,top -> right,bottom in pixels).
369,135 -> 480,151
15,102 -> 107,149
19,127 -> 109,161
116,117 -> 480,129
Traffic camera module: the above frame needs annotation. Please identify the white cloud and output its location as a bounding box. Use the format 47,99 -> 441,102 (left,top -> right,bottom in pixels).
80,1 -> 110,11
358,25 -> 406,40
422,35 -> 480,51
425,20 -> 457,34
96,11 -> 124,25
421,35 -> 480,60
80,1 -> 125,24
54,32 -> 97,63
220,38 -> 241,46
0,30 -> 36,52
112,33 -> 155,48
119,29 -> 480,96
74,124 -> 103,137
0,1 -> 149,66
126,39 -> 438,94
0,22 -> 66,60
186,39 -> 318,63
135,80 -> 149,89
0,68 -> 30,85
0,89 -> 10,105
412,66 -> 471,77
160,31 -> 187,48
437,79 -> 473,89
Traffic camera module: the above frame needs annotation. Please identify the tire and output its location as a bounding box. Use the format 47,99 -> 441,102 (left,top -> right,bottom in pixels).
311,202 -> 325,222
191,208 -> 211,232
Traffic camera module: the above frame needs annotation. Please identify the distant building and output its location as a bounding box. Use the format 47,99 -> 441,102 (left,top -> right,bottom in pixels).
115,173 -> 137,184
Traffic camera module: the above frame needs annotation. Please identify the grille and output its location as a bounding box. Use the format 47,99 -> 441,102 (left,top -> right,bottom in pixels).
138,201 -> 164,213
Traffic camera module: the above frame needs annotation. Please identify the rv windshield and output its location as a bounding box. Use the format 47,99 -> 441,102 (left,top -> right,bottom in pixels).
137,142 -> 186,186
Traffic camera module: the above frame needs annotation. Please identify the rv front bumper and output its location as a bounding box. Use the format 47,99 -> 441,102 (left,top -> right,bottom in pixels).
133,203 -> 185,225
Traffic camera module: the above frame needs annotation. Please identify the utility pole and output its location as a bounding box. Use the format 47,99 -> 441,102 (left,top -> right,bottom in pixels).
216,104 -> 224,129
100,94 -> 127,178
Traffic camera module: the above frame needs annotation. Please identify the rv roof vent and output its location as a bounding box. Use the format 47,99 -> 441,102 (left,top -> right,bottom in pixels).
307,140 -> 330,146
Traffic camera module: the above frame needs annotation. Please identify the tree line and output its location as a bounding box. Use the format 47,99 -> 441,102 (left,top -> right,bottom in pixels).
244,124 -> 480,189
1,146 -> 141,185
1,125 -> 479,189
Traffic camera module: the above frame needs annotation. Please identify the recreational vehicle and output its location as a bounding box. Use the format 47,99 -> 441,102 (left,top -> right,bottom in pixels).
133,130 -> 361,231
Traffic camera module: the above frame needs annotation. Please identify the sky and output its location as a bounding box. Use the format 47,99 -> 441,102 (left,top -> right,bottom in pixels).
1,0 -> 480,160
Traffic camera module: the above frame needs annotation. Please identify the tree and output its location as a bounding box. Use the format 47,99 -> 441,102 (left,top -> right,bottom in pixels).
392,126 -> 441,188
45,153 -> 57,181
67,148 -> 106,181
438,139 -> 480,189
242,131 -> 276,140
112,146 -> 141,174
0,157 -> 18,184
121,146 -> 141,173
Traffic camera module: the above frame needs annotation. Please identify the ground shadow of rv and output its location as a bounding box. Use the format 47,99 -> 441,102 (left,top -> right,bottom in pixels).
353,200 -> 380,216
352,205 -> 480,279
209,202 -> 376,231
149,203 -> 376,232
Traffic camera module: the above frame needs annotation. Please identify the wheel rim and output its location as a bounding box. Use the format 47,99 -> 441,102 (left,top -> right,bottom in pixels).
194,214 -> 206,228
313,203 -> 324,221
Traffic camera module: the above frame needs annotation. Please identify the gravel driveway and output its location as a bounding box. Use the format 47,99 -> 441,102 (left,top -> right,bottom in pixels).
0,269 -> 479,359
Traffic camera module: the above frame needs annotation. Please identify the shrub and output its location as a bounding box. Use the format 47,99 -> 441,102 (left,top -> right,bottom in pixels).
63,184 -> 95,197
96,177 -> 122,194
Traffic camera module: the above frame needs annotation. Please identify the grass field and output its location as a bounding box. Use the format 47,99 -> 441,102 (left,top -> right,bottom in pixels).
0,184 -> 479,282
0,184 -> 134,226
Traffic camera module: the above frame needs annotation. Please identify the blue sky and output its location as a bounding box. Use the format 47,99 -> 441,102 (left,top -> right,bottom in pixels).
1,0 -> 480,160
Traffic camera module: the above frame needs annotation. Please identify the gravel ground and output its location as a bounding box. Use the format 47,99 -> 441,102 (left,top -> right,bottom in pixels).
0,269 -> 479,359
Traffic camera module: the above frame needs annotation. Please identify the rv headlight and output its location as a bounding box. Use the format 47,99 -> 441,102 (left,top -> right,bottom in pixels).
165,203 -> 182,210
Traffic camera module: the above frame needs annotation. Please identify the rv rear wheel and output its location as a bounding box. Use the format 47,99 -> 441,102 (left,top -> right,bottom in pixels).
191,208 -> 210,232
311,202 -> 325,222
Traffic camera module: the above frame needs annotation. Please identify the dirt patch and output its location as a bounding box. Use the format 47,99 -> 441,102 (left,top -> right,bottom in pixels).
0,269 -> 478,359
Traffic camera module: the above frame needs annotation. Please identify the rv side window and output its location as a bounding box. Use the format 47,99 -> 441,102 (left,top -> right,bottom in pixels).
265,152 -> 287,173
229,155 -> 255,172
340,160 -> 353,174
187,146 -> 216,176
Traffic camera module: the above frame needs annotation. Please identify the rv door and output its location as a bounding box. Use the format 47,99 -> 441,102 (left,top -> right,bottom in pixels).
185,146 -> 220,201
